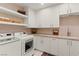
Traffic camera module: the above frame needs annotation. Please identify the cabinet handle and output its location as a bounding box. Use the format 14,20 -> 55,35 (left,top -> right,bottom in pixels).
67,40 -> 69,46
70,41 -> 72,46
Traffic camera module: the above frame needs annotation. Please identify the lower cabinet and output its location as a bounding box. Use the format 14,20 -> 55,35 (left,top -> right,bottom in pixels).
57,39 -> 70,56
0,40 -> 21,56
70,40 -> 79,56
41,36 -> 50,53
34,35 -> 79,56
50,38 -> 58,55
34,36 -> 42,50
57,39 -> 79,56
34,36 -> 58,55
35,36 -> 50,53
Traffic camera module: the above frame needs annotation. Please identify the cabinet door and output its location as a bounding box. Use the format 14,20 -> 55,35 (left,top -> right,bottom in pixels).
28,8 -> 37,27
58,4 -> 69,15
37,8 -> 52,28
50,38 -> 58,55
0,40 -> 21,56
35,36 -> 50,53
70,3 -> 79,13
52,7 -> 59,27
42,37 -> 50,53
70,40 -> 79,56
58,39 -> 70,56
34,36 -> 38,48
36,6 -> 59,28
35,36 -> 44,51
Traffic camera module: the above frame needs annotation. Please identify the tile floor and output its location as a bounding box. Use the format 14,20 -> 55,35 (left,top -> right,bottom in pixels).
32,49 -> 54,56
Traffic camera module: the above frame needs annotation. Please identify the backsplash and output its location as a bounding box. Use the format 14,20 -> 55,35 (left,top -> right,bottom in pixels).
36,28 -> 59,35
0,25 -> 31,34
59,15 -> 79,37
37,28 -> 53,35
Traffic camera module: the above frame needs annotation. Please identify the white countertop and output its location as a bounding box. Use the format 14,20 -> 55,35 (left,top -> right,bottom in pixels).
0,36 -> 14,40
33,34 -> 79,41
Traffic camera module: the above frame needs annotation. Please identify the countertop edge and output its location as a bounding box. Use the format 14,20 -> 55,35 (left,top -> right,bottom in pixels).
33,34 -> 79,41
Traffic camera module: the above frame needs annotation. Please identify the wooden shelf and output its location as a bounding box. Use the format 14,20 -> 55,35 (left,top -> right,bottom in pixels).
0,22 -> 27,27
0,7 -> 28,19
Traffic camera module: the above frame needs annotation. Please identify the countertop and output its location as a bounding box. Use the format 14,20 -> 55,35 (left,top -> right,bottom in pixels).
33,34 -> 79,41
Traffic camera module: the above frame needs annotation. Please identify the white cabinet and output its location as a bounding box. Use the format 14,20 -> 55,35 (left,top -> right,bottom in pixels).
57,39 -> 70,56
34,35 -> 79,56
34,36 -> 50,53
42,36 -> 50,53
0,40 -> 21,56
34,36 -> 38,48
36,6 -> 59,28
34,36 -> 40,49
58,3 -> 79,16
70,3 -> 79,13
58,4 -> 70,15
57,39 -> 79,56
50,38 -> 58,55
70,40 -> 79,56
35,36 -> 44,51
34,36 -> 58,55
28,8 -> 38,28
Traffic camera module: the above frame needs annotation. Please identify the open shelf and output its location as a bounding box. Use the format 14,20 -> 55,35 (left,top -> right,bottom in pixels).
0,22 -> 27,27
0,7 -> 28,27
0,7 -> 28,19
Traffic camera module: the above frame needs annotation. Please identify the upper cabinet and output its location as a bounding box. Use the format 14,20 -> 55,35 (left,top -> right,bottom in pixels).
0,7 -> 27,19
24,3 -> 79,28
58,3 -> 79,16
69,3 -> 79,13
58,3 -> 70,15
36,6 -> 59,28
28,8 -> 38,28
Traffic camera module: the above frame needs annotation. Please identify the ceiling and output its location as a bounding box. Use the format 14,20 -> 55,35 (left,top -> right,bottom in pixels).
17,3 -> 61,10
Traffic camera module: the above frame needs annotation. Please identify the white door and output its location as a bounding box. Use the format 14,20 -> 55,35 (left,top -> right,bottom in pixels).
70,40 -> 79,56
0,40 -> 21,56
50,38 -> 58,55
58,39 -> 70,56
